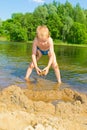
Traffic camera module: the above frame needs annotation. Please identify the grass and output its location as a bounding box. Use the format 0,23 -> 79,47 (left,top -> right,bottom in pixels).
0,37 -> 87,47
54,40 -> 87,47
27,40 -> 87,47
0,36 -> 8,41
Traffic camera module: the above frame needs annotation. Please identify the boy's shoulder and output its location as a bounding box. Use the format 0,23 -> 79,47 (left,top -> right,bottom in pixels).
48,36 -> 52,40
48,37 -> 53,43
33,37 -> 38,44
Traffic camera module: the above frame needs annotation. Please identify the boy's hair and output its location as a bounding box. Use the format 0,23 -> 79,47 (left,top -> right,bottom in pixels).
36,25 -> 50,37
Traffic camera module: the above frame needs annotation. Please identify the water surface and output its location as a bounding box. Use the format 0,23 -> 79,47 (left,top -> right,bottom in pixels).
0,41 -> 87,93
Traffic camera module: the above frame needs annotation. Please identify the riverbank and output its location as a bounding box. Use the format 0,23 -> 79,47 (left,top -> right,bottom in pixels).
0,85 -> 87,130
0,36 -> 8,41
0,38 -> 87,47
54,40 -> 87,47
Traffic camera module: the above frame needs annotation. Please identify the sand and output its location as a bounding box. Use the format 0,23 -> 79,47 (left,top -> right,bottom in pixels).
0,85 -> 87,130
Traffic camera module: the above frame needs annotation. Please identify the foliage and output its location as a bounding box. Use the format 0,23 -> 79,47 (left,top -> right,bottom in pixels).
0,1 -> 87,44
68,22 -> 87,44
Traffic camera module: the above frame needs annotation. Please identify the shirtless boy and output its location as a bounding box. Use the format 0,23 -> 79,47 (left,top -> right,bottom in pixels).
25,25 -> 61,83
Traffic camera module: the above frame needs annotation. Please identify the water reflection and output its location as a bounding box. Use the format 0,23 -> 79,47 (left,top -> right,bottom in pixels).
25,78 -> 60,91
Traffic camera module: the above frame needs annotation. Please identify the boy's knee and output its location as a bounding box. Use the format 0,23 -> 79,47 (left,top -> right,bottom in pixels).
30,63 -> 34,69
52,63 -> 58,70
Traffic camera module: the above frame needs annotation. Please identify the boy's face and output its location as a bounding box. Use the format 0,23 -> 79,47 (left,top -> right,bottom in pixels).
37,31 -> 49,42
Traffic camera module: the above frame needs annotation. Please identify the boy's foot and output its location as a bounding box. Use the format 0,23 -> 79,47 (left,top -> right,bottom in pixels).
24,77 -> 30,82
59,81 -> 62,84
57,81 -> 62,84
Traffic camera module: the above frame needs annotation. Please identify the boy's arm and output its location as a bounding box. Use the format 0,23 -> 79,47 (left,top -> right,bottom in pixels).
32,39 -> 41,75
32,39 -> 38,69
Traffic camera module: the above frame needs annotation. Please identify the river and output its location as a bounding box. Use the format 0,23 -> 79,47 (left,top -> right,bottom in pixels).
0,41 -> 87,93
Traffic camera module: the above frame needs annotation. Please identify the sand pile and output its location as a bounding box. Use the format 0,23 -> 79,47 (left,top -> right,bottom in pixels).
0,85 -> 87,130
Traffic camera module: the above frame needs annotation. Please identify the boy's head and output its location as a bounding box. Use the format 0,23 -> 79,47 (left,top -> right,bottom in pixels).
36,25 -> 50,42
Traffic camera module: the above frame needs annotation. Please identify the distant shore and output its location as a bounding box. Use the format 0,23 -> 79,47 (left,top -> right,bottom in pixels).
0,36 -> 8,41
0,37 -> 87,47
54,40 -> 87,47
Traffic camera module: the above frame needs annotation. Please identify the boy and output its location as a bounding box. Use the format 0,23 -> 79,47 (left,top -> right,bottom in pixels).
25,25 -> 61,83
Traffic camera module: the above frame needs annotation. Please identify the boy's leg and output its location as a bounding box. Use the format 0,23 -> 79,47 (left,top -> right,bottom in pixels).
24,62 -> 34,81
50,53 -> 61,83
25,50 -> 42,80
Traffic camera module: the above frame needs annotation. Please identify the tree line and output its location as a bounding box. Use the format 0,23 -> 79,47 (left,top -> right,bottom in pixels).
0,0 -> 87,44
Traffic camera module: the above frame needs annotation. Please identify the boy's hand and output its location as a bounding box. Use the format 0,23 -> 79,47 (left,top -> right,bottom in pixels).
42,66 -> 49,76
35,67 -> 41,75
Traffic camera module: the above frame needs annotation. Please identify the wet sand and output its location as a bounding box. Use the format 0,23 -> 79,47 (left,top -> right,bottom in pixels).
0,79 -> 87,130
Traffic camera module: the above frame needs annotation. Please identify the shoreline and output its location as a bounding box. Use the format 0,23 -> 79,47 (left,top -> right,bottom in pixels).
0,39 -> 87,47
0,85 -> 87,130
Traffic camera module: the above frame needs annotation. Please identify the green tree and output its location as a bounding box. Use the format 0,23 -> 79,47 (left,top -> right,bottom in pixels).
47,13 -> 62,39
33,6 -> 48,25
64,1 -> 74,17
73,3 -> 86,24
0,18 -> 2,27
46,3 -> 57,15
53,0 -> 58,8
0,19 -> 3,36
2,19 -> 13,39
68,22 -> 87,44
11,13 -> 24,25
57,3 -> 66,19
10,23 -> 28,42
84,9 -> 87,27
3,19 -> 28,41
23,13 -> 36,40
62,16 -> 73,41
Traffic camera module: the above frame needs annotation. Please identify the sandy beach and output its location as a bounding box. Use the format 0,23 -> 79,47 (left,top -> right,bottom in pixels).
0,84 -> 87,130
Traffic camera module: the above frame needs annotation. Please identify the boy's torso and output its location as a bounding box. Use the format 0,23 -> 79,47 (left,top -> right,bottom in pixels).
36,37 -> 51,51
